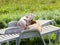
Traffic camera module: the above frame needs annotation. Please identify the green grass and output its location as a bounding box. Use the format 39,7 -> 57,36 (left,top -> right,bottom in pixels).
0,0 -> 60,45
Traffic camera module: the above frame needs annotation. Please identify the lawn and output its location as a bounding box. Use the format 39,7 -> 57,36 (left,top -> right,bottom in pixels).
0,0 -> 60,45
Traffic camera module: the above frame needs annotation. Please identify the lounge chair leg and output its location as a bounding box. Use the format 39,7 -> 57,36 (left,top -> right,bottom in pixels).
41,36 -> 46,45
48,34 -> 52,45
55,30 -> 59,43
7,41 -> 9,45
16,37 -> 20,45
0,43 -> 1,45
19,38 -> 21,45
39,33 -> 46,45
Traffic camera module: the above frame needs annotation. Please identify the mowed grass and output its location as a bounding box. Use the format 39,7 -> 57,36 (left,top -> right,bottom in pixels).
0,0 -> 60,45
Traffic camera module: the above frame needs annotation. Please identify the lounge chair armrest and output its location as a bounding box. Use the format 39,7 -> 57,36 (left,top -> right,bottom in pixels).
0,26 -> 23,34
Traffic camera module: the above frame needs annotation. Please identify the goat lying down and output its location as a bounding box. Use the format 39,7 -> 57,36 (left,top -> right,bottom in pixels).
17,13 -> 42,32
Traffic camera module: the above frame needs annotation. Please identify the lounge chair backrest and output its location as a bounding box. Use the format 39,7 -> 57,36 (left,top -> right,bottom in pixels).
7,21 -> 18,27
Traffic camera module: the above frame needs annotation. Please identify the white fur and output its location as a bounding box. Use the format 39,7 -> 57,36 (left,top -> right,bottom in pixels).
17,13 -> 34,29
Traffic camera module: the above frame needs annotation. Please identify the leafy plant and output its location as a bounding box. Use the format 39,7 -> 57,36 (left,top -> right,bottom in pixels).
0,21 -> 7,28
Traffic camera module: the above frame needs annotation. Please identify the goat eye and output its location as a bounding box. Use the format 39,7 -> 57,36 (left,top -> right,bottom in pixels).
24,19 -> 27,21
24,19 -> 26,21
26,16 -> 28,18
24,19 -> 25,20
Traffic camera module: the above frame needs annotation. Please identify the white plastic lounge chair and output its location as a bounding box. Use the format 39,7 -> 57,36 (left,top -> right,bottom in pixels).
0,25 -> 60,45
0,20 -> 59,45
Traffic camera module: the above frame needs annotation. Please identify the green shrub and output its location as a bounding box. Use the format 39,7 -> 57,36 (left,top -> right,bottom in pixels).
0,21 -> 7,29
50,0 -> 56,4
55,16 -> 60,25
4,18 -> 12,23
34,15 -> 40,20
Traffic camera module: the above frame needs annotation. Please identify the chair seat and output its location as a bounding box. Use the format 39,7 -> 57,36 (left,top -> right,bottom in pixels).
0,25 -> 59,43
41,25 -> 60,35
0,34 -> 19,42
